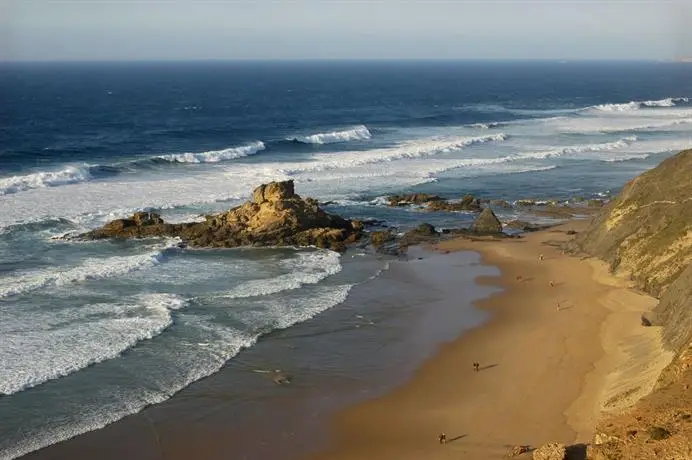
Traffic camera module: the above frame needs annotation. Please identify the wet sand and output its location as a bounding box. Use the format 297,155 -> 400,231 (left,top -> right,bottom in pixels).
308,220 -> 671,459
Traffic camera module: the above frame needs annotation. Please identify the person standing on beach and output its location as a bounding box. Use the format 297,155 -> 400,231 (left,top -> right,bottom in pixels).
473,362 -> 480,372
438,433 -> 447,444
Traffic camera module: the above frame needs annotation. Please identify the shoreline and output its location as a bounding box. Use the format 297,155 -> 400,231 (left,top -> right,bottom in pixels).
306,219 -> 671,459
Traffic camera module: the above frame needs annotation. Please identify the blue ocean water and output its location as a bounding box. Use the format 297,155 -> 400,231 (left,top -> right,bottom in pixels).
1,61 -> 691,459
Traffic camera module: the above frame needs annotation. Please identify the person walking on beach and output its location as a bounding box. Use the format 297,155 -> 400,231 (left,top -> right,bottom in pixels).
473,362 -> 480,372
438,433 -> 447,444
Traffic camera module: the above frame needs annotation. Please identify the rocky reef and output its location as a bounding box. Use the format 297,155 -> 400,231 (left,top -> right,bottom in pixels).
79,180 -> 363,251
387,193 -> 482,212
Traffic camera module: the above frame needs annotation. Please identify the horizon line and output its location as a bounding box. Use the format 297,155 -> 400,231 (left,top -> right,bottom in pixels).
0,57 -> 684,64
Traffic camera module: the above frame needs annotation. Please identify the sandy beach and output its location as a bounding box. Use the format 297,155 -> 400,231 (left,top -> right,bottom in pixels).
308,219 -> 671,460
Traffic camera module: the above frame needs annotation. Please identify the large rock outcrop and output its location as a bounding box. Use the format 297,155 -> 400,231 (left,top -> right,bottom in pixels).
471,208 -> 503,233
79,180 -> 362,251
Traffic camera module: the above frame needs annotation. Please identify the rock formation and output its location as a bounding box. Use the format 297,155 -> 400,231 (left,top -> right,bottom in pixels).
79,180 -> 362,251
426,194 -> 481,212
387,193 -> 442,206
387,193 -> 482,212
471,208 -> 503,233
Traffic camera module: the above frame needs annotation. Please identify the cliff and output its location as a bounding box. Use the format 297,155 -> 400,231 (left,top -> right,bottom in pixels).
569,149 -> 692,350
567,150 -> 692,459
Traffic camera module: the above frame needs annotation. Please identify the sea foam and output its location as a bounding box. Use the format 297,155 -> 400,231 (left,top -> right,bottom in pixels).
0,293 -> 187,396
0,240 -> 178,299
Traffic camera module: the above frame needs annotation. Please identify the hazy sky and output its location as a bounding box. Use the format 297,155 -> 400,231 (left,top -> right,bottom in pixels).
1,1 -> 691,61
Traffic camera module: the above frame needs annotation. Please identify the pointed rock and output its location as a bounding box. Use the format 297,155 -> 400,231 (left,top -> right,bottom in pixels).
472,208 -> 502,234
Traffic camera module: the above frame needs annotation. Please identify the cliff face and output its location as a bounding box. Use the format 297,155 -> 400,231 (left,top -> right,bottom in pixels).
570,149 -> 692,350
572,150 -> 692,459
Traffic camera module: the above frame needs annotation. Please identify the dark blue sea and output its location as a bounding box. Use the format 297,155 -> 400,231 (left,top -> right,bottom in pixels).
1,61 -> 691,459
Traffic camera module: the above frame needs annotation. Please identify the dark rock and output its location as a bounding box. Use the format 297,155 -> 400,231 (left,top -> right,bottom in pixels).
426,195 -> 481,212
387,193 -> 443,207
472,208 -> 503,234
588,199 -> 605,207
647,426 -> 671,440
370,230 -> 396,248
78,180 -> 362,251
399,223 -> 439,247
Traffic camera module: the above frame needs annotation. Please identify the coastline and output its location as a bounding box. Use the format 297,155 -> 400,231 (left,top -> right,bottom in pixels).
306,219 -> 671,459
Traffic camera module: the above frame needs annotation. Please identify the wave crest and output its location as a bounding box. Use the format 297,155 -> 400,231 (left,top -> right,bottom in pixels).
157,141 -> 266,163
0,240 -> 179,299
0,293 -> 187,396
591,97 -> 689,112
0,165 -> 93,196
290,125 -> 372,144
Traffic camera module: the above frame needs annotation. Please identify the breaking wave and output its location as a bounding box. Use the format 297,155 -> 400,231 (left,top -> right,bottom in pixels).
156,141 -> 266,163
0,240 -> 179,299
279,133 -> 508,174
590,97 -> 689,112
0,165 -> 95,196
0,293 -> 187,396
290,125 -> 372,144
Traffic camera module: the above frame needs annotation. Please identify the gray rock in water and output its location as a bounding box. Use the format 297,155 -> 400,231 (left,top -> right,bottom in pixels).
471,208 -> 503,234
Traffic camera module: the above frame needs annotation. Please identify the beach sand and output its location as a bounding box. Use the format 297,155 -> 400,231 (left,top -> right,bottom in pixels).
307,220 -> 672,460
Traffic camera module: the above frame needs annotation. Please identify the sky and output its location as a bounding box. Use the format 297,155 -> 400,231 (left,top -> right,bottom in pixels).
1,0 -> 691,61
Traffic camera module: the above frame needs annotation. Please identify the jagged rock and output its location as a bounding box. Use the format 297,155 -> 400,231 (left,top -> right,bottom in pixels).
387,193 -> 442,207
472,208 -> 503,234
532,442 -> 565,460
78,180 -> 362,251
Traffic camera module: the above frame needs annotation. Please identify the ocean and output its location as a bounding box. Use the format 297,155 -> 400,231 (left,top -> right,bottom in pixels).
1,60 -> 691,459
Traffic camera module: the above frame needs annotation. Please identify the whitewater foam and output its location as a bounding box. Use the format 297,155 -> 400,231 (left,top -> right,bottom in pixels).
0,240 -> 178,299
217,250 -> 342,300
291,125 -> 372,144
0,284 -> 353,460
279,133 -> 508,175
0,165 -> 93,196
157,141 -> 266,163
0,293 -> 187,396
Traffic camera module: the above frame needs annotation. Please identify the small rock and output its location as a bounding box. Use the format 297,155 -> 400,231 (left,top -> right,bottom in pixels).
647,426 -> 671,440
532,443 -> 566,460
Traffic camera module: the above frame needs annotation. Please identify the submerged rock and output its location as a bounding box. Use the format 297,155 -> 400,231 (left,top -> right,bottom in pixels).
471,208 -> 503,234
78,180 -> 362,251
